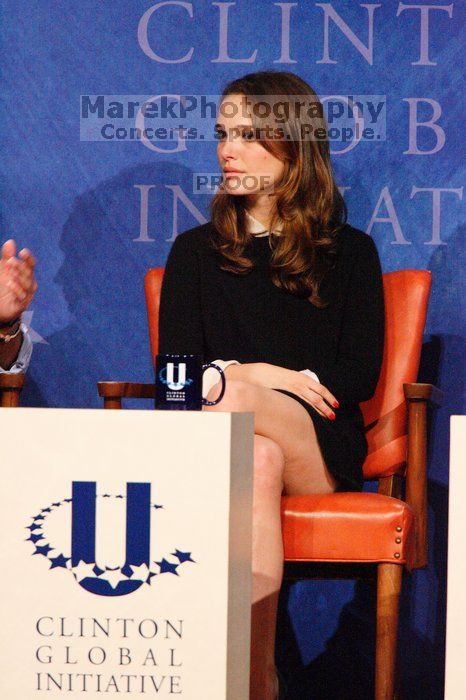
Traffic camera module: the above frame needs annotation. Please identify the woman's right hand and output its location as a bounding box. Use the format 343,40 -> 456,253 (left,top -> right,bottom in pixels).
241,362 -> 339,419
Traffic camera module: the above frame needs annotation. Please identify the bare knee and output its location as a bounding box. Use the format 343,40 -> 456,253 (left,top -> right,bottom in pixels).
253,436 -> 285,495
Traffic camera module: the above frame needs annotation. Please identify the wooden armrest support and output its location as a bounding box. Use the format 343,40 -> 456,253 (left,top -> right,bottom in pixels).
97,381 -> 155,409
0,373 -> 26,407
403,382 -> 443,406
0,373 -> 26,389
403,382 -> 441,570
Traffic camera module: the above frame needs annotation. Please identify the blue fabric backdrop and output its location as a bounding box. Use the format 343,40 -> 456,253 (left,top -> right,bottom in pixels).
1,1 -> 464,696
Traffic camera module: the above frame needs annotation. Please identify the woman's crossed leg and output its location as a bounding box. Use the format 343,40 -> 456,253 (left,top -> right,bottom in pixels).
202,379 -> 337,699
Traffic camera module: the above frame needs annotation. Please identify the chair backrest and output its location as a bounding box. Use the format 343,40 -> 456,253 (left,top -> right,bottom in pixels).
144,267 -> 431,481
144,267 -> 165,364
361,270 -> 431,479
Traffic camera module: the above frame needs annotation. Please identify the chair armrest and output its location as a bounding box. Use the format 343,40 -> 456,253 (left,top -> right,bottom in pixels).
403,382 -> 443,406
0,373 -> 26,407
403,382 -> 441,569
97,381 -> 156,409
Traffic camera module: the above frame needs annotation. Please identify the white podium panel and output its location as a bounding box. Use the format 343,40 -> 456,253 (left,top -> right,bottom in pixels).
445,415 -> 466,699
0,408 -> 254,699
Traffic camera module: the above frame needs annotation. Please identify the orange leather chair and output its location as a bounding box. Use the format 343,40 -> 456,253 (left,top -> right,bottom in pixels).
0,373 -> 25,406
99,267 -> 440,699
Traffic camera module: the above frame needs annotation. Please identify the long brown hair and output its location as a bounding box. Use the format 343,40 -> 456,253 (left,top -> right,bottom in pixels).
209,70 -> 347,307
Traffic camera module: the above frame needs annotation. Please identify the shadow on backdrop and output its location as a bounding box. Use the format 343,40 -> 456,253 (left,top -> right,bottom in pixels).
22,160 -> 211,408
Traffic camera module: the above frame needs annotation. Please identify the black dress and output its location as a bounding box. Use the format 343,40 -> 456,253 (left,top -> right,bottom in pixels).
157,221 -> 385,492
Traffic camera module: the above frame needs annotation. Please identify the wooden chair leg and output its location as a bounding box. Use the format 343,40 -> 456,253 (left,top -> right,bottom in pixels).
375,563 -> 403,700
103,396 -> 122,409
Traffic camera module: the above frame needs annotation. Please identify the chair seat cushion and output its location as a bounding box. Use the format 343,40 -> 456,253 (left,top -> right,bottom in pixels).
281,493 -> 414,566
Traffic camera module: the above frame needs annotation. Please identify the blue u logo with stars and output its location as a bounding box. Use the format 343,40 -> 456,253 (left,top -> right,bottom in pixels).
72,481 -> 151,596
26,481 -> 195,596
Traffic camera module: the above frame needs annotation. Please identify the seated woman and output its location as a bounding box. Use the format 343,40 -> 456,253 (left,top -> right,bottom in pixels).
158,70 -> 384,700
0,239 -> 37,373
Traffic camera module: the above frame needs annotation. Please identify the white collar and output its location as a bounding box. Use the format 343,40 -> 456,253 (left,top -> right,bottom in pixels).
245,211 -> 283,236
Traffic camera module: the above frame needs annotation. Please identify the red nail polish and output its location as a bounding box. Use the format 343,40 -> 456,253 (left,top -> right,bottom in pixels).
333,401 -> 339,408
329,412 -> 336,420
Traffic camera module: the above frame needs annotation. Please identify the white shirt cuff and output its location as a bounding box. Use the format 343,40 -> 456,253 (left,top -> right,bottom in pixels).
202,359 -> 240,397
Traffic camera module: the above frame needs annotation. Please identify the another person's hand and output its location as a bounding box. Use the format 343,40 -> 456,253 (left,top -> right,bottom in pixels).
0,239 -> 37,323
226,362 -> 339,419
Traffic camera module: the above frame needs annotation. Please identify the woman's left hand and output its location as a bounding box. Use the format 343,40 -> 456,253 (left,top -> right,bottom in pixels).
246,362 -> 339,419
